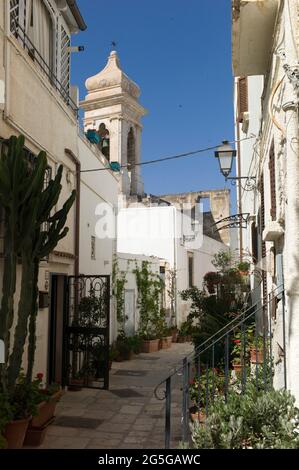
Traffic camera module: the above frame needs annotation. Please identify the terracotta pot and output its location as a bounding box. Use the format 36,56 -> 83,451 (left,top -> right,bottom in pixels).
166,336 -> 172,348
30,390 -> 63,428
250,348 -> 264,364
141,339 -> 159,353
171,330 -> 178,343
68,378 -> 83,391
189,407 -> 205,423
4,417 -> 31,449
24,417 -> 54,447
233,363 -> 246,377
159,337 -> 169,349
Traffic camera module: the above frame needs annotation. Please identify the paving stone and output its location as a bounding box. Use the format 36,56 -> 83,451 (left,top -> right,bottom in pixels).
41,343 -> 193,450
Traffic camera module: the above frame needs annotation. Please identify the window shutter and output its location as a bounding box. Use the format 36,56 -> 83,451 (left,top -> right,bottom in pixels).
237,77 -> 248,122
268,141 -> 276,220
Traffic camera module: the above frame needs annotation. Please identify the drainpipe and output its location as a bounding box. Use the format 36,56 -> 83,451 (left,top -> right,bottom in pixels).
282,0 -> 299,402
65,149 -> 80,277
235,77 -> 243,261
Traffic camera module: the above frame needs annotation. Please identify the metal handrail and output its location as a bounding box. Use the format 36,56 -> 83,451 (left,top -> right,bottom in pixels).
11,22 -> 78,115
155,285 -> 285,449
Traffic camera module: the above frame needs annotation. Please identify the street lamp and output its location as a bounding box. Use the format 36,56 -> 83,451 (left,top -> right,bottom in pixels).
214,140 -> 236,178
214,140 -> 256,191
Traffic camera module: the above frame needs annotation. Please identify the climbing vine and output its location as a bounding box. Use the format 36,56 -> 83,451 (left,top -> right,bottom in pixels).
133,261 -> 166,339
112,256 -> 127,332
167,268 -> 177,327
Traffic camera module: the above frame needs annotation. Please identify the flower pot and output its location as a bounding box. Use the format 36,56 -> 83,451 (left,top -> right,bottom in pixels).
24,417 -> 54,447
30,390 -> 63,428
189,407 -> 205,423
232,363 -> 246,378
141,339 -> 159,353
250,348 -> 264,364
4,417 -> 31,449
171,329 -> 178,343
159,337 -> 170,349
68,378 -> 84,391
167,336 -> 172,348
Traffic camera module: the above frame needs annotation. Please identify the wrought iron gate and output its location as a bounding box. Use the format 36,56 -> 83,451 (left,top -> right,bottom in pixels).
64,275 -> 110,390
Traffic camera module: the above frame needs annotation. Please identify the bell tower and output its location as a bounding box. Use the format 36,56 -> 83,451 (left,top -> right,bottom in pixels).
80,51 -> 147,196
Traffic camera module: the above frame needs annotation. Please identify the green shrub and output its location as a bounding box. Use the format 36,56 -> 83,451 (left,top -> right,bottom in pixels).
191,385 -> 299,449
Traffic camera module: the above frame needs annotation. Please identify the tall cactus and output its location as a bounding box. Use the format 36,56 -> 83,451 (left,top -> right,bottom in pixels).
0,136 -> 46,390
7,159 -> 76,389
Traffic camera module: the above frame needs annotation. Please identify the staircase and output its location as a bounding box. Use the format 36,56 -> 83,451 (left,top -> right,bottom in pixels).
154,285 -> 286,449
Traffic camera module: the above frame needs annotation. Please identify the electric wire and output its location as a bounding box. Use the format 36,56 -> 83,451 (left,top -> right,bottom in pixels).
80,135 -> 256,173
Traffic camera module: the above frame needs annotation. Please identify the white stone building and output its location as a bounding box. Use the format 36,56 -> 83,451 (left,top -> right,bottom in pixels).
232,0 -> 299,401
80,50 -> 230,330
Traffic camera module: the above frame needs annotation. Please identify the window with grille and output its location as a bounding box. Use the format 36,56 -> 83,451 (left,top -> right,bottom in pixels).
269,141 -> 276,220
237,77 -> 248,123
60,25 -> 70,98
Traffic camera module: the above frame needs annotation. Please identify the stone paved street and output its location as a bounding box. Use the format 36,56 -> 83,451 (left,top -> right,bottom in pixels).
39,343 -> 193,449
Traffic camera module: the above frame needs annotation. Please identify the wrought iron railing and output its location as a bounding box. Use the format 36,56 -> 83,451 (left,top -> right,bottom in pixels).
154,285 -> 286,448
10,22 -> 78,115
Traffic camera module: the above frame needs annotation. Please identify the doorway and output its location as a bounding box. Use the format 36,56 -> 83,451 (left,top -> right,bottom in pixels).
48,274 -> 68,386
124,289 -> 135,336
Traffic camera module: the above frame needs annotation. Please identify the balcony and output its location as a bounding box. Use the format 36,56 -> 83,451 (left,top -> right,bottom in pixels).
232,0 -> 279,76
10,23 -> 78,115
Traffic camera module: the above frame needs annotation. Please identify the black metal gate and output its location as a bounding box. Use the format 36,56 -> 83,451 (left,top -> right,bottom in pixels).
64,275 -> 110,390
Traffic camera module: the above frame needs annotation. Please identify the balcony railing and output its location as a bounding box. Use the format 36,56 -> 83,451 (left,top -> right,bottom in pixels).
154,285 -> 286,448
10,22 -> 78,116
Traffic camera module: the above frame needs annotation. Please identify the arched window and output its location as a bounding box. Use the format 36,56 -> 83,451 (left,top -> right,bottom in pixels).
127,127 -> 136,194
127,127 -> 135,171
98,123 -> 110,160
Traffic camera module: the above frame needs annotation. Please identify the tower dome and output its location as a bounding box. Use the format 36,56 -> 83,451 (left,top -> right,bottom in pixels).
85,50 -> 140,99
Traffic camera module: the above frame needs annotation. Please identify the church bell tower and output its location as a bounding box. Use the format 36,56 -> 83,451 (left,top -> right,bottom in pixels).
80,51 -> 147,197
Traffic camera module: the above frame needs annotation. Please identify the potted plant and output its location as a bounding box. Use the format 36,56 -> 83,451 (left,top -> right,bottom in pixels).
203,271 -> 221,294
68,369 -> 85,391
0,392 -> 13,449
231,337 -> 248,377
24,373 -> 63,446
189,370 -> 219,423
127,335 -> 143,355
4,375 -> 40,449
170,325 -> 178,343
237,261 -> 250,276
177,320 -> 193,343
114,333 -> 134,361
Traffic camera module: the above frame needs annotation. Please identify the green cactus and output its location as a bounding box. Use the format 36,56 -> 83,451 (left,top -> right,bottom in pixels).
0,136 -> 46,389
7,158 -> 76,389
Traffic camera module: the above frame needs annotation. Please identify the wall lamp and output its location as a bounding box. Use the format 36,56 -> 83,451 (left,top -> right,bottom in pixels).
214,141 -> 256,191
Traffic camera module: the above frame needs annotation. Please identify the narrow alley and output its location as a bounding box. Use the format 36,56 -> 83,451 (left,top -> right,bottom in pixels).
39,343 -> 193,450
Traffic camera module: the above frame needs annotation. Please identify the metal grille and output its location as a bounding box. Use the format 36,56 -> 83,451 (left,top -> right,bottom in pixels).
65,275 -> 110,390
10,0 -> 20,37
60,25 -> 70,99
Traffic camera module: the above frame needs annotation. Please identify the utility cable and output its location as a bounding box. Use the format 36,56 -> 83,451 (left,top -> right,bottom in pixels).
80,135 -> 256,173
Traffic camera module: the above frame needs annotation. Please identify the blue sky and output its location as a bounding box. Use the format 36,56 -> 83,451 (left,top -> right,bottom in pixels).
72,0 -> 235,203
